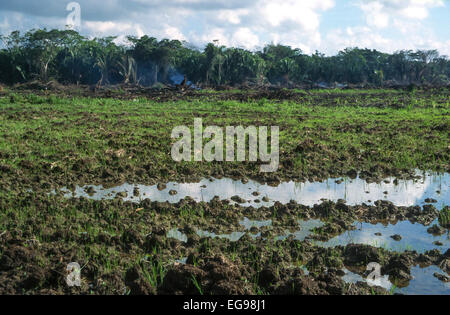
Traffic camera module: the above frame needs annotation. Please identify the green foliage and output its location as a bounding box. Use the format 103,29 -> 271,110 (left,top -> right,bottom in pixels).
438,207 -> 450,228
0,29 -> 449,86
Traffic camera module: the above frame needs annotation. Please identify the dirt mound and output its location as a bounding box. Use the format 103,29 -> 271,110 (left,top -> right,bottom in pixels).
14,80 -> 64,91
161,254 -> 253,295
226,88 -> 307,102
254,88 -> 299,100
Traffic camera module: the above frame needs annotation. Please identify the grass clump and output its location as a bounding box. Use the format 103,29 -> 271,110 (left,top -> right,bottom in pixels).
438,206 -> 450,228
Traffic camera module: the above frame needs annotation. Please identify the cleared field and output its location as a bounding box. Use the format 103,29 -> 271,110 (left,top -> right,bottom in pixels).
0,88 -> 449,294
0,88 -> 448,190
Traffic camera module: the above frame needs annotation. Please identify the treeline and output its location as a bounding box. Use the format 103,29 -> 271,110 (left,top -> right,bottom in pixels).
1,28 -> 449,87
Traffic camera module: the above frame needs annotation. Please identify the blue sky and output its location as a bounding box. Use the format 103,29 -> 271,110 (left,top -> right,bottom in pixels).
0,0 -> 449,55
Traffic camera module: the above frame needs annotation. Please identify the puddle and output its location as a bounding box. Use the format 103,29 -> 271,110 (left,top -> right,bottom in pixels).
342,266 -> 449,295
58,172 -> 448,295
240,217 -> 272,230
168,228 -> 247,242
59,171 -> 449,209
196,230 -> 247,242
275,218 -> 448,253
170,217 -> 447,253
321,219 -> 449,253
197,218 -> 272,241
167,217 -> 272,243
342,268 -> 393,291
167,216 -> 449,295
395,265 -> 450,295
276,219 -> 325,241
174,257 -> 187,265
167,229 -> 188,243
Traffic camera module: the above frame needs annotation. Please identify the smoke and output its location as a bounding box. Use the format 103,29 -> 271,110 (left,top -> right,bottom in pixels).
169,70 -> 200,89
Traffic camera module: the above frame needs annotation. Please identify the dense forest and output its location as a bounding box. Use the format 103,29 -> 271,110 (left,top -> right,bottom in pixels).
1,28 -> 449,87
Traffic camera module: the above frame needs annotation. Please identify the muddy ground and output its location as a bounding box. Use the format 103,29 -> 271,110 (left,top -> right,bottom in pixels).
0,87 -> 449,193
0,193 -> 448,295
0,87 -> 448,295
7,81 -> 450,106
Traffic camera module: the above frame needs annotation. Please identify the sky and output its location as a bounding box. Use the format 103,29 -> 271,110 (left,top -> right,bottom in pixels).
0,0 -> 449,56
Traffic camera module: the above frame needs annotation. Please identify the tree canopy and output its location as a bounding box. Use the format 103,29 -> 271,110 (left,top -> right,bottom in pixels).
1,28 -> 449,87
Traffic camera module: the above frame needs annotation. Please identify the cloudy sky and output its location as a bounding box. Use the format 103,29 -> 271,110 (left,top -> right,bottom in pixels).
0,0 -> 449,55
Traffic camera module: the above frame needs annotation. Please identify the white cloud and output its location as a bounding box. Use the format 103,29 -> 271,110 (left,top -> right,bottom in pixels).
324,26 -> 391,53
358,0 -> 444,29
186,0 -> 335,51
319,0 -> 448,55
401,5 -> 429,19
0,17 -> 10,35
324,24 -> 450,57
191,27 -> 231,47
85,21 -> 133,33
261,0 -> 334,31
0,0 -> 447,56
231,27 -> 259,49
163,26 -> 187,41
360,2 -> 390,28
217,9 -> 249,25
252,0 -> 335,52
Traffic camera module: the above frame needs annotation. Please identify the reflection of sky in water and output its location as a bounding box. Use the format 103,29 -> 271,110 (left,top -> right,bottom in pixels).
168,217 -> 449,254
61,171 -> 449,209
276,219 -> 325,241
166,217 -> 449,295
342,268 -> 393,291
169,262 -> 449,295
321,219 -> 449,253
60,173 -> 449,295
166,229 -> 188,243
395,265 -> 450,295
342,266 -> 450,295
167,217 -> 271,242
196,230 -> 246,242
240,217 -> 272,230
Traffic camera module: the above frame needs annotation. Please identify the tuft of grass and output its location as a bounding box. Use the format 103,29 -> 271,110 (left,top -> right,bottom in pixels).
438,206 -> 450,228
191,275 -> 203,295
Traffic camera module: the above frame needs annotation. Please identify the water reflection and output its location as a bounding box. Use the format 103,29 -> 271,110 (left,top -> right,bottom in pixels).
342,265 -> 450,295
395,265 -> 450,295
342,268 -> 392,291
321,219 -> 449,253
60,171 -> 449,209
168,217 -> 448,254
276,219 -> 325,241
59,172 -> 448,295
167,217 -> 272,242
